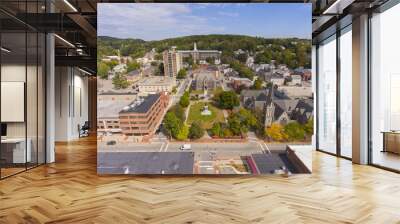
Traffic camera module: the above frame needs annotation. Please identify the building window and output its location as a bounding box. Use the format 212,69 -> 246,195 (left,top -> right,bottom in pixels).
317,35 -> 337,154
370,3 -> 400,171
339,26 -> 352,158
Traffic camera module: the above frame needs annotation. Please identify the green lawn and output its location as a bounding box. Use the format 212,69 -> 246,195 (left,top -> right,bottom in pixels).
187,102 -> 225,129
190,89 -> 204,95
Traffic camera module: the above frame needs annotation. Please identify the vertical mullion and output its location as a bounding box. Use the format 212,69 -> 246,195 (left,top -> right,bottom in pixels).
25,0 -> 28,171
36,0 -> 39,167
336,28 -> 341,157
367,11 -> 373,165
315,44 -> 320,151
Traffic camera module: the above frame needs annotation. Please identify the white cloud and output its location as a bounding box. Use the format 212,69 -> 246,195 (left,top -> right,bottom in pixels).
218,11 -> 239,17
98,3 -> 225,40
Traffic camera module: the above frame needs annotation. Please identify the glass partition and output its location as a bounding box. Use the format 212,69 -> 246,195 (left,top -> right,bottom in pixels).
370,3 -> 400,171
1,31 -> 28,177
339,26 -> 352,158
0,2 -> 46,179
317,35 -> 337,154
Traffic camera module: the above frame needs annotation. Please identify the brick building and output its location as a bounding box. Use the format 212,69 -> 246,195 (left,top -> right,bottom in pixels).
118,92 -> 169,140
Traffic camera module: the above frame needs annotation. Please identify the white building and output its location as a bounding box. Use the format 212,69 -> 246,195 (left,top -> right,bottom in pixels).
289,75 -> 302,86
137,76 -> 176,95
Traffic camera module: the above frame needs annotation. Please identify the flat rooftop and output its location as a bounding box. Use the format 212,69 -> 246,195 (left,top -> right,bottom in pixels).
98,98 -> 132,119
251,151 -> 298,174
97,152 -> 194,174
119,94 -> 160,114
138,76 -> 175,86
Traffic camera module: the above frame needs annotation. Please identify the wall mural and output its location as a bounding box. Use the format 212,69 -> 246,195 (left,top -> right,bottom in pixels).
97,3 -> 313,175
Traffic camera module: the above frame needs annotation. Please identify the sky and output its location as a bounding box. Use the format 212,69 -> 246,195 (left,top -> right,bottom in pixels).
98,3 -> 311,41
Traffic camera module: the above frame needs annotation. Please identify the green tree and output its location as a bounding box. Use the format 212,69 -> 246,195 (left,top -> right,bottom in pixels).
126,61 -> 140,72
265,123 -> 287,142
177,69 -> 187,79
176,125 -> 189,141
222,128 -> 233,137
179,91 -> 190,108
172,87 -> 177,94
98,62 -> 110,79
304,118 -> 314,135
154,53 -> 163,61
189,122 -> 204,139
184,55 -> 194,66
284,122 -> 305,141
106,60 -> 119,69
236,108 -> 258,130
253,79 -> 263,90
112,73 -> 130,89
205,57 -> 214,64
210,122 -> 223,137
163,112 -> 183,139
216,91 -> 239,109
228,116 -> 243,136
237,53 -> 247,63
169,105 -> 185,122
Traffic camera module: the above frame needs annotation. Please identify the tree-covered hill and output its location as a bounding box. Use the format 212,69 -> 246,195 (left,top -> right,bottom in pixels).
98,34 -> 311,69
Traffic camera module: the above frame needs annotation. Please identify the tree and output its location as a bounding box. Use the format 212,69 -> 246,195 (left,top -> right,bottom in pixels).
177,68 -> 187,79
112,73 -> 130,89
304,118 -> 313,135
265,123 -> 287,142
155,62 -> 164,76
228,116 -> 244,136
253,79 -> 263,90
98,62 -> 110,79
106,60 -> 119,69
154,53 -> 163,61
179,91 -> 190,108
222,128 -> 233,137
163,112 -> 183,139
169,105 -> 185,122
237,53 -> 247,64
205,57 -> 214,64
210,122 -> 222,137
176,125 -> 189,141
236,108 -> 258,130
216,91 -> 239,109
184,55 -> 194,66
284,122 -> 305,141
189,122 -> 204,139
127,61 -> 140,72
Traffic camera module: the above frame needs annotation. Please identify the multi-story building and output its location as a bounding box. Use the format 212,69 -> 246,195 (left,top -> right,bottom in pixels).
119,92 -> 169,141
137,76 -> 176,95
163,43 -> 222,78
163,47 -> 182,77
178,42 -> 221,63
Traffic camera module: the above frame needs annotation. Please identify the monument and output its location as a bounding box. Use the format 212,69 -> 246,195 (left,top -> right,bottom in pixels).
201,104 -> 212,116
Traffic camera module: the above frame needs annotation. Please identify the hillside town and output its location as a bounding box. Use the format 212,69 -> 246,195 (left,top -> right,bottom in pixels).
97,39 -> 313,175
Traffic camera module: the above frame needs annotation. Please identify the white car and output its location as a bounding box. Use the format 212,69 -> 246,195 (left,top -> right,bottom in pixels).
180,144 -> 191,151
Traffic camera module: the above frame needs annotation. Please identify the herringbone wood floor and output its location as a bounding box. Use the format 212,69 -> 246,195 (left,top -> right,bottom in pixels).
1,137 -> 400,224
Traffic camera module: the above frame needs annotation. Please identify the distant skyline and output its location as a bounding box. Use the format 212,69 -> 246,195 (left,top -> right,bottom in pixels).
98,3 -> 311,41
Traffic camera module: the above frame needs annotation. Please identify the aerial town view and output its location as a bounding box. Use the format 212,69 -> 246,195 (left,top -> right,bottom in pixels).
97,3 -> 313,175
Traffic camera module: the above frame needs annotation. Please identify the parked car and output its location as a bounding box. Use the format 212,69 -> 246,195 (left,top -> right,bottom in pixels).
107,140 -> 117,146
180,144 -> 191,151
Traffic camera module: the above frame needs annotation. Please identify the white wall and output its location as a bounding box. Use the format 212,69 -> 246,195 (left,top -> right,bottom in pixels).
54,67 -> 89,141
